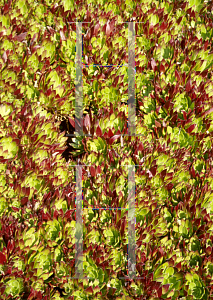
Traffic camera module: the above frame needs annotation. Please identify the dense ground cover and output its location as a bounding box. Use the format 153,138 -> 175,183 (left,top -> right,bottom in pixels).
0,0 -> 213,299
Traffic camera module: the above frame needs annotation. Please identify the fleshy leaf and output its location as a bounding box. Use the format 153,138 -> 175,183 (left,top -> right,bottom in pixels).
96,125 -> 102,137
60,30 -> 66,41
0,252 -> 6,264
14,32 -> 28,42
109,135 -> 120,145
106,21 -> 111,37
90,165 -> 96,177
187,124 -> 195,133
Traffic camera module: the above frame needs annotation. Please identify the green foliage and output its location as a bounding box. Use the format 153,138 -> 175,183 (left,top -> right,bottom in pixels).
0,137 -> 19,159
0,0 -> 213,299
0,197 -> 7,216
186,272 -> 208,299
104,226 -> 121,247
5,278 -> 24,297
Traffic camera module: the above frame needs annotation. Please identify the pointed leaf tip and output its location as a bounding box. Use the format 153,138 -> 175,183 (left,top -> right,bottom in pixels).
175,69 -> 181,82
60,30 -> 66,41
185,79 -> 192,92
84,114 -> 91,131
94,23 -> 100,36
187,124 -> 195,133
157,286 -> 162,298
96,125 -> 102,137
108,128 -> 114,138
21,197 -> 28,206
85,286 -> 93,294
155,120 -> 161,128
162,284 -> 170,294
68,117 -> 75,128
106,21 -> 111,37
0,252 -> 6,265
151,58 -> 157,71
90,165 -> 96,177
2,51 -> 7,63
109,135 -> 120,145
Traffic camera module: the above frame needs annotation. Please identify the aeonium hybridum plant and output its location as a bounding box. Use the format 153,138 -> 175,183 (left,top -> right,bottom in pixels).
1,0 -> 213,299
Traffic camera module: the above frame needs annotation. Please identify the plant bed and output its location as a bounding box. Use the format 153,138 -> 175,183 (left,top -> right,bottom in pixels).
0,0 -> 213,299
